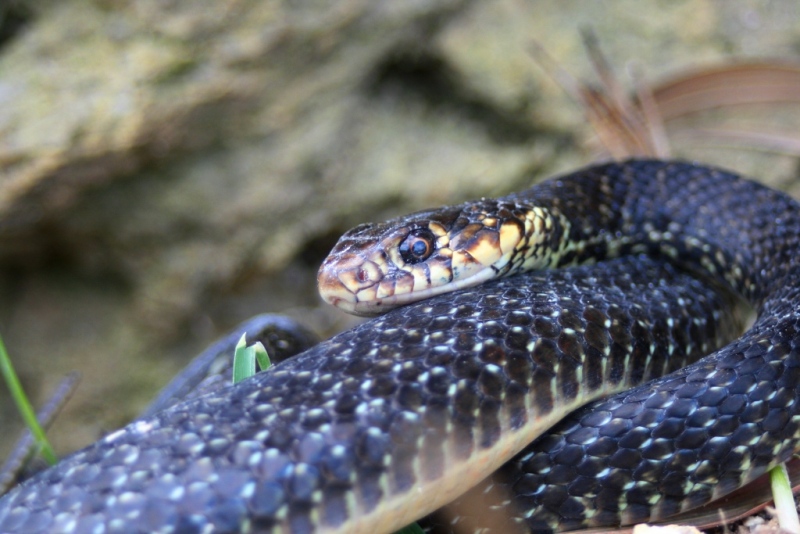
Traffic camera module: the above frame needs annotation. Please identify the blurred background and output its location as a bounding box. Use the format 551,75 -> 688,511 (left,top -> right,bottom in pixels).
2,0 -> 800,466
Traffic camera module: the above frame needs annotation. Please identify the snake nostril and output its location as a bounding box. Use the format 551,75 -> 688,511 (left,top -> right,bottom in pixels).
357,267 -> 369,283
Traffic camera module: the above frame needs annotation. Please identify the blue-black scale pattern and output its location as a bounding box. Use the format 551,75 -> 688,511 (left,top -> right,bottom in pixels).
4,159 -> 800,533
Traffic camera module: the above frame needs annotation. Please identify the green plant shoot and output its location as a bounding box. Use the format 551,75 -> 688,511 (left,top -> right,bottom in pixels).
232,334 -> 271,384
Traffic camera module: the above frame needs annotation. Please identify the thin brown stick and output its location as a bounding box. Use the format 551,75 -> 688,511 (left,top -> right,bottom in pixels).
0,373 -> 79,496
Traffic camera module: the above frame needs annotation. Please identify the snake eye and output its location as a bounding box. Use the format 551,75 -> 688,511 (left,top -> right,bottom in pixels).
398,229 -> 435,264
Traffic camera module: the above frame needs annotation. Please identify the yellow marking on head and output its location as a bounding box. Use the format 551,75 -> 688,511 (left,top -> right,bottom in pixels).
333,271 -> 360,294
451,250 -> 480,278
411,267 -> 431,292
451,223 -> 484,247
318,281 -> 355,307
394,273 -> 414,296
466,229 -> 502,266
377,279 -> 396,299
428,262 -> 454,286
428,222 -> 448,238
355,284 -> 378,303
498,221 -> 522,255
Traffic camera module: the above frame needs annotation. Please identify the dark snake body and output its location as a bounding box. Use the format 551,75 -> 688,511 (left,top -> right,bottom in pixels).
0,160 -> 797,533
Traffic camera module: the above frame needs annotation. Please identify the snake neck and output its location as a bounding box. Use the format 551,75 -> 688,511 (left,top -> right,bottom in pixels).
504,159 -> 800,308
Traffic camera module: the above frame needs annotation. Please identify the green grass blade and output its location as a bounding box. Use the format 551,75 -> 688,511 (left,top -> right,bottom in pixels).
232,334 -> 256,384
0,331 -> 58,465
253,342 -> 271,371
770,463 -> 800,532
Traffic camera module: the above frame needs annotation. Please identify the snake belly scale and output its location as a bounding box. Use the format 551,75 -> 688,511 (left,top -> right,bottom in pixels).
0,159 -> 798,533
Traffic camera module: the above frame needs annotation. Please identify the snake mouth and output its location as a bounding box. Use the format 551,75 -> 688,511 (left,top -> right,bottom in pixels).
318,263 -> 498,316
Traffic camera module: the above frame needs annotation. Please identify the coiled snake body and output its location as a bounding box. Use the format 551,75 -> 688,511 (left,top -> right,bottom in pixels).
0,160 -> 798,533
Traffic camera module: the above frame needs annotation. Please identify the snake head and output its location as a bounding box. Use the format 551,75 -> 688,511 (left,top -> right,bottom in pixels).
318,200 -> 550,316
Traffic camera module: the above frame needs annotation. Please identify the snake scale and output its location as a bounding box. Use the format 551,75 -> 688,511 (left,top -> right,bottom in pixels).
0,159 -> 798,533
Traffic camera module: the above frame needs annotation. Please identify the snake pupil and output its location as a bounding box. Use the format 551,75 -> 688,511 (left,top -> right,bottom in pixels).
399,229 -> 435,264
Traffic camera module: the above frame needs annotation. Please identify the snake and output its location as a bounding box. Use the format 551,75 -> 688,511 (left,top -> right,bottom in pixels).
0,159 -> 797,533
